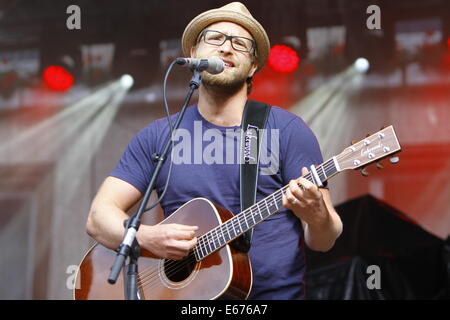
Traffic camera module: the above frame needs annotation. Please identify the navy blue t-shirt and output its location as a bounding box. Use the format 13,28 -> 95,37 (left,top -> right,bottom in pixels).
110,104 -> 324,299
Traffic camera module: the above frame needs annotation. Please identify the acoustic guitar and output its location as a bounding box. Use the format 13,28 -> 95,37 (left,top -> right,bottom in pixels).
74,125 -> 401,300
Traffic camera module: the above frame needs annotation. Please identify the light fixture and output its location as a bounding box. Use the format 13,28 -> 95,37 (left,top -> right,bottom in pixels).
354,58 -> 370,73
120,74 -> 134,89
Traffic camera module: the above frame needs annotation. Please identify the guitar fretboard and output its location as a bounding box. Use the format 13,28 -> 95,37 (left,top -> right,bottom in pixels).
193,157 -> 339,261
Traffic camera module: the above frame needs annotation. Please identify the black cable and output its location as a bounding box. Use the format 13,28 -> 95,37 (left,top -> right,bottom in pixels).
144,59 -> 178,213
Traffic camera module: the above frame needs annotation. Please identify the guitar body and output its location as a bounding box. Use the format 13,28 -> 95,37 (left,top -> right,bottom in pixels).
74,198 -> 252,300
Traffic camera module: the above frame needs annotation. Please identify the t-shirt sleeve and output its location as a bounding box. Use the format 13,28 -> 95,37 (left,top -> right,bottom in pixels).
110,124 -> 157,194
280,117 -> 328,188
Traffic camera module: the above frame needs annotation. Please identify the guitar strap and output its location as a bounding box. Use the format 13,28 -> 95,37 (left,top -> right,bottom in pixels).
232,100 -> 271,253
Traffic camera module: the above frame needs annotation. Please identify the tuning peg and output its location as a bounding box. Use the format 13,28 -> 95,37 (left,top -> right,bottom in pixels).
360,167 -> 370,177
376,161 -> 384,170
390,156 -> 400,164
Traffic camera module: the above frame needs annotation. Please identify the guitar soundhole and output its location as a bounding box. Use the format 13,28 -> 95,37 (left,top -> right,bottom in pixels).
163,257 -> 197,282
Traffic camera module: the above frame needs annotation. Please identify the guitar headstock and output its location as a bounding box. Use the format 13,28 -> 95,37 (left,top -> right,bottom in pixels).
336,126 -> 401,172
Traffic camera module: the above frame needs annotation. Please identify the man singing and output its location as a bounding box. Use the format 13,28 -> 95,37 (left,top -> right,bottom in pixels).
86,2 -> 342,299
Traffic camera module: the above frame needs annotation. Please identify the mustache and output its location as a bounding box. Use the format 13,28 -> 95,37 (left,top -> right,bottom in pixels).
194,54 -> 238,68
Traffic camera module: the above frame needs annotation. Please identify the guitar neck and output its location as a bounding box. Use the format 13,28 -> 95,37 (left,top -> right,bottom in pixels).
193,157 -> 340,261
193,125 -> 401,261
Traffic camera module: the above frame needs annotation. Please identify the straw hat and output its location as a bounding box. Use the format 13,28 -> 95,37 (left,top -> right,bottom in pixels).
181,2 -> 270,71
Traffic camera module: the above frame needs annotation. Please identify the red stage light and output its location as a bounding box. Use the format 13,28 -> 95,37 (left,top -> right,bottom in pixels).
43,65 -> 74,91
268,45 -> 300,73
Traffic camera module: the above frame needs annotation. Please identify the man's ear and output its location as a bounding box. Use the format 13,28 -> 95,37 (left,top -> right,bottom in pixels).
190,46 -> 196,58
248,63 -> 258,78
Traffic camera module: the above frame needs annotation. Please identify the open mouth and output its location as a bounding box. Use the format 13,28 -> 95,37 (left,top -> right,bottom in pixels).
221,59 -> 235,68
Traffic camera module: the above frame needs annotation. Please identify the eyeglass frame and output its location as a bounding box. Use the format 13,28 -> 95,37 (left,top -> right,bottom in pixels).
197,29 -> 257,56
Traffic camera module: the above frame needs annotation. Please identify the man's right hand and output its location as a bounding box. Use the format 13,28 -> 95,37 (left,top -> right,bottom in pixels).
136,224 -> 199,260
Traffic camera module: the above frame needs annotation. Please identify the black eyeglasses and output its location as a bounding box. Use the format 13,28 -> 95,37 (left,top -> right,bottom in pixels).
200,29 -> 255,53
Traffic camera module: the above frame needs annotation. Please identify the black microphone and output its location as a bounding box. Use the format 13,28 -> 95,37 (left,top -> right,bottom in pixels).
175,56 -> 225,74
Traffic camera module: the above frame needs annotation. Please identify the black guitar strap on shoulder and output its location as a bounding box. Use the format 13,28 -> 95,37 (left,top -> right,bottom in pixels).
231,100 -> 271,253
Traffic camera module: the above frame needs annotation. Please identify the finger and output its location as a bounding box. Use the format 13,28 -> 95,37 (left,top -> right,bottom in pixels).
167,224 -> 198,238
293,180 -> 312,208
290,179 -> 304,199
298,165 -> 317,186
283,185 -> 299,208
299,166 -> 316,190
166,238 -> 198,259
167,249 -> 188,260
300,167 -> 323,197
172,224 -> 199,231
282,188 -> 292,208
282,193 -> 288,207
174,238 -> 198,256
184,237 -> 198,249
298,177 -> 321,199
172,229 -> 197,240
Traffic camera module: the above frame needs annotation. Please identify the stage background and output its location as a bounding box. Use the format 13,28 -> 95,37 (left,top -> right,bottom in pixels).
0,0 -> 448,299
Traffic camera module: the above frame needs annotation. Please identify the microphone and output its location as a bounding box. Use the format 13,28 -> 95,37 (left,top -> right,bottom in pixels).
175,56 -> 225,74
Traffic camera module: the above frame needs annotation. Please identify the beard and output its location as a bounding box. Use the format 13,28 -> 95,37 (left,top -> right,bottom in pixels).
199,57 -> 253,95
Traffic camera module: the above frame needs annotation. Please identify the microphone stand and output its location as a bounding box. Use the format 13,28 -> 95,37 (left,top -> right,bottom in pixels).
107,69 -> 202,300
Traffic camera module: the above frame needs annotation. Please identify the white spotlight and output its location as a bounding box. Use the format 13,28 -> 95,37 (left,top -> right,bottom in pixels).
354,58 -> 370,73
120,74 -> 134,89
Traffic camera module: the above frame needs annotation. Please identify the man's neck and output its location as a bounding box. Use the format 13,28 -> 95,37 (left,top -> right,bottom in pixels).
197,84 -> 248,127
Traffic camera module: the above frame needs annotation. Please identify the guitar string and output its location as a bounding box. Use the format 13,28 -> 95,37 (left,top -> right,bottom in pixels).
194,158 -> 338,252
134,165 -> 330,286
135,151 -> 367,289
136,179 -> 330,290
135,184 -> 294,289
194,159 -> 339,253
136,252 -> 197,289
136,135 -> 392,287
135,148 -> 381,289
193,139 -> 391,252
135,173 -> 334,290
190,142 -> 389,257
134,162 -> 338,288
136,162 -> 374,290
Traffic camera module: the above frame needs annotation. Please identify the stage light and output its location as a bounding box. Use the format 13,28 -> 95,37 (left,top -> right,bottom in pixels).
354,58 -> 370,73
43,65 -> 74,91
268,45 -> 300,73
120,74 -> 134,89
